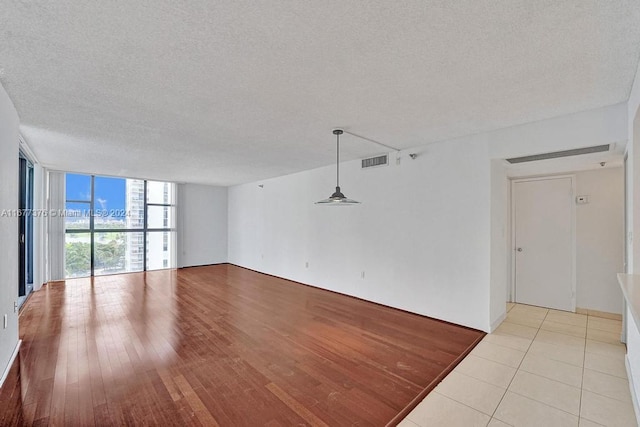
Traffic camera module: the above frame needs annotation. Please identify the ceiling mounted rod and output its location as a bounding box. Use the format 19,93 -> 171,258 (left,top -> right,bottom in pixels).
342,130 -> 401,152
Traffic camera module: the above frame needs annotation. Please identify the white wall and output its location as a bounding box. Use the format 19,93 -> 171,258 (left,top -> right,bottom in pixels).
230,139 -> 492,330
177,184 -> 228,267
628,59 -> 640,275
490,160 -> 509,330
228,103 -> 627,332
47,172 -> 65,281
488,103 -> 627,160
0,83 -> 20,383
625,56 -> 640,424
574,168 -> 624,314
627,305 -> 640,423
491,103 -> 627,324
32,164 -> 46,290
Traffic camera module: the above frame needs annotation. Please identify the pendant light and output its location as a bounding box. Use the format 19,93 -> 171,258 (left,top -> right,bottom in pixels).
315,129 -> 360,205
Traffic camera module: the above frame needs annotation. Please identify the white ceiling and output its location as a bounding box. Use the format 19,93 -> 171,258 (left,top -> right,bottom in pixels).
2,1 -> 640,185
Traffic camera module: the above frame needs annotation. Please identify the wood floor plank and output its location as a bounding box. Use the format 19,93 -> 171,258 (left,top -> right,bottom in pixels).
173,374 -> 220,427
265,382 -> 329,427
0,264 -> 484,425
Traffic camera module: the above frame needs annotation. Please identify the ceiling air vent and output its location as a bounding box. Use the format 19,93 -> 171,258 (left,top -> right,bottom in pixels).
362,154 -> 388,169
506,145 -> 610,164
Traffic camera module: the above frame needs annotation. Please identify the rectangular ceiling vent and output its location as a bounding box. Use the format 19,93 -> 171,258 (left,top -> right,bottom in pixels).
361,154 -> 388,169
506,144 -> 610,164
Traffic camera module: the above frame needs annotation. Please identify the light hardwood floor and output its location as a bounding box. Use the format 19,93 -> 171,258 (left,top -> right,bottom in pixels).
0,264 -> 484,426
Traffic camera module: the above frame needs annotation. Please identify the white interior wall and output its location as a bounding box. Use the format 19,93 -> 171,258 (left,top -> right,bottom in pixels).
229,138 -> 492,330
625,152 -> 633,273
629,58 -> 640,275
0,83 -> 20,384
39,169 -> 49,285
47,172 -> 65,281
490,160 -> 509,330
574,167 -> 625,314
228,104 -> 627,332
488,103 -> 627,160
504,167 -> 625,315
32,164 -> 46,290
624,57 -> 640,423
627,305 -> 640,420
491,104 -> 628,323
177,184 -> 228,268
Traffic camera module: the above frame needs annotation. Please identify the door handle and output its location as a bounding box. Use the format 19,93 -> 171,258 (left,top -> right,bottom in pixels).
20,234 -> 25,244
516,247 -> 523,252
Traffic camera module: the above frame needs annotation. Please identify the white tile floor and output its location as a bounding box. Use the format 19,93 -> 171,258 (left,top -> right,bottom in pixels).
399,303 -> 638,427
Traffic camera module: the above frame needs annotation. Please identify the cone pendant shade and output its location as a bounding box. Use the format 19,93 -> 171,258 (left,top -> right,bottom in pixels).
315,186 -> 360,204
315,129 -> 360,205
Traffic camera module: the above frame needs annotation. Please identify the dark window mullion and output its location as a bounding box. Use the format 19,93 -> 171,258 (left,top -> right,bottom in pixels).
143,180 -> 148,272
66,176 -> 174,276
91,228 -> 144,233
90,175 -> 95,277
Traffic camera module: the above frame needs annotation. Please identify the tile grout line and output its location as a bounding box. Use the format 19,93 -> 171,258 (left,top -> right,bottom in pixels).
422,304 -> 627,427
476,336 -> 530,353
578,313 -> 588,424
580,313 -> 635,426
501,310 -> 585,418
429,391 -> 496,421
494,309 -> 593,419
487,305 -> 548,423
489,301 -> 516,426
488,305 -> 629,426
507,307 -> 605,422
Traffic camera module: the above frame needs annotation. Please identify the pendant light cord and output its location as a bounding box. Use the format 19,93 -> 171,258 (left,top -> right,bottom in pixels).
336,132 -> 340,188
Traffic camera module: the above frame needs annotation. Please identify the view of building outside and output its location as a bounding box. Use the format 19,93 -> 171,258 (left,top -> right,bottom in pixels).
125,179 -> 145,272
64,174 -> 175,278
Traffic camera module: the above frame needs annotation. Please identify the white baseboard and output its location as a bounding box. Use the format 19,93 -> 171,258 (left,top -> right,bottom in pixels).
0,339 -> 21,389
490,312 -> 507,333
625,355 -> 640,427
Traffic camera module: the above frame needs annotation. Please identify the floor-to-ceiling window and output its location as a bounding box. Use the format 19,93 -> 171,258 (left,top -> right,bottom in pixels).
64,173 -> 175,278
145,180 -> 175,270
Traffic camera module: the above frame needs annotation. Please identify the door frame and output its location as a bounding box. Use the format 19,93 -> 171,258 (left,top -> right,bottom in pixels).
510,174 -> 577,312
622,151 -> 629,343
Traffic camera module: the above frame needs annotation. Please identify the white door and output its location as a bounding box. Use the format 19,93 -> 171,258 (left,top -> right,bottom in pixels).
513,177 -> 574,311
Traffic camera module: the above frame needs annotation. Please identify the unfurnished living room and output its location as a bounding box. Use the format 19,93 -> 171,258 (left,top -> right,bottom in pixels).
2,1 -> 640,426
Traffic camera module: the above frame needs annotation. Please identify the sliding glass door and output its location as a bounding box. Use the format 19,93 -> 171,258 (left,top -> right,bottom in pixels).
64,173 -> 175,278
18,152 -> 34,306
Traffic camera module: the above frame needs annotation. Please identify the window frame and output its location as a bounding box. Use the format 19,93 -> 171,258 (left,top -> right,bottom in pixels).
64,174 -> 176,277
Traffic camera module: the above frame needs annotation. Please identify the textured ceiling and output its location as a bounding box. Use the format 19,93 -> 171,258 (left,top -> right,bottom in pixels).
1,1 -> 640,185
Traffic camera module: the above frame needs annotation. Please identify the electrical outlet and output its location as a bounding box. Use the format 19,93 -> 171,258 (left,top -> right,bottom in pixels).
576,195 -> 589,204
305,262 -> 309,268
